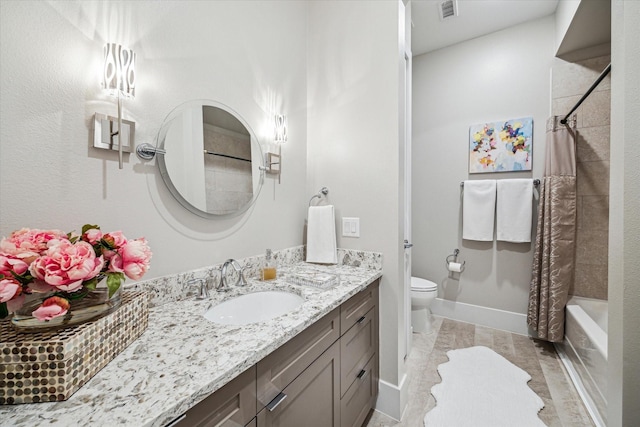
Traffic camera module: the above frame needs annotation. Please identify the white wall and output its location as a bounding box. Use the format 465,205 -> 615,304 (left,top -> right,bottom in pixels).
306,0 -> 407,418
608,0 -> 640,424
0,1 -> 308,278
412,16 -> 554,315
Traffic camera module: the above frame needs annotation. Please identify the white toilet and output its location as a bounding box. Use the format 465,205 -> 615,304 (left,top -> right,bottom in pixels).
411,277 -> 438,334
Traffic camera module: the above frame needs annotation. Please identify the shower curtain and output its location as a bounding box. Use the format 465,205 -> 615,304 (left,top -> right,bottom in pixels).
527,116 -> 577,342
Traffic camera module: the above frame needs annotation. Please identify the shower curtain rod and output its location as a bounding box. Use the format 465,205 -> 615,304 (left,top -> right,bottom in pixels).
560,63 -> 611,125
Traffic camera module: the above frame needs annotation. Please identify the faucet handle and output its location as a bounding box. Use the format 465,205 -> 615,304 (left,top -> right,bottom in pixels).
188,278 -> 209,300
214,265 -> 228,292
238,264 -> 249,286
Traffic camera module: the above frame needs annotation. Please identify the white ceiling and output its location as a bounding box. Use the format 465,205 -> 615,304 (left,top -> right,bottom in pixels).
411,0 -> 560,56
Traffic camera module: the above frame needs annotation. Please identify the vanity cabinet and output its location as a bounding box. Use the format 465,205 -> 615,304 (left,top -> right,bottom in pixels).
169,280 -> 379,427
171,366 -> 256,427
256,341 -> 341,426
257,307 -> 341,408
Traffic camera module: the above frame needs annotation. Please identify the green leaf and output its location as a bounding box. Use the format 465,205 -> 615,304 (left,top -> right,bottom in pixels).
106,272 -> 124,298
83,277 -> 99,291
68,235 -> 79,244
10,271 -> 34,286
0,302 -> 8,319
82,224 -> 100,235
61,288 -> 88,300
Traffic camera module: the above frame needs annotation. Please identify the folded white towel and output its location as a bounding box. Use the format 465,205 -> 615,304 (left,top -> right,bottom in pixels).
496,179 -> 533,243
306,205 -> 338,264
462,180 -> 497,241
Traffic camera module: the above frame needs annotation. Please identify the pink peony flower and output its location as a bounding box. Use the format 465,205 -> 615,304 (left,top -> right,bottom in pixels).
30,240 -> 104,292
82,228 -> 103,245
32,296 -> 70,321
0,228 -> 68,264
0,253 -> 30,277
0,278 -> 21,303
102,231 -> 128,260
108,238 -> 152,280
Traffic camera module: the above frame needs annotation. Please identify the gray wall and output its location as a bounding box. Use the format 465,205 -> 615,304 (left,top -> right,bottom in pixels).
412,16 -> 554,315
609,0 -> 640,424
306,0 -> 408,415
0,1 -> 309,278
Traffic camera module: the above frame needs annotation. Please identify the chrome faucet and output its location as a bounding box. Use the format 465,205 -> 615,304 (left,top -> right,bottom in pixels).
188,278 -> 209,300
217,259 -> 249,291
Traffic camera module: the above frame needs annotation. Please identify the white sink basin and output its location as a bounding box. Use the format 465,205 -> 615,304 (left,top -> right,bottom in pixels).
203,291 -> 305,325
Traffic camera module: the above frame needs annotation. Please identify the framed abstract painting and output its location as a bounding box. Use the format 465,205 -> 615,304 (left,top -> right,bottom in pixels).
469,117 -> 533,173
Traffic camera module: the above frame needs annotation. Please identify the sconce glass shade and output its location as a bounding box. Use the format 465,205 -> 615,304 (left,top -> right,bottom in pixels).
102,43 -> 136,98
274,114 -> 287,143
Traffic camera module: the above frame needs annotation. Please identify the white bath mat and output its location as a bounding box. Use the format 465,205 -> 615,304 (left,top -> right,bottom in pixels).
424,346 -> 545,427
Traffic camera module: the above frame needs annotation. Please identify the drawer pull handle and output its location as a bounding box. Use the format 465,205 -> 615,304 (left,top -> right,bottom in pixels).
357,369 -> 367,379
356,315 -> 366,324
267,392 -> 287,412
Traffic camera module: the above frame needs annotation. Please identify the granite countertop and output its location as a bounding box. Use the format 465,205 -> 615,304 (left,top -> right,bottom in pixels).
0,262 -> 382,427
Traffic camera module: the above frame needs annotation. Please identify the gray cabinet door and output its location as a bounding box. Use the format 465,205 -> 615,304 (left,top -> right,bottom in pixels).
340,306 -> 376,397
340,280 -> 379,335
256,341 -> 340,427
174,366 -> 256,427
340,354 -> 377,427
257,307 -> 340,408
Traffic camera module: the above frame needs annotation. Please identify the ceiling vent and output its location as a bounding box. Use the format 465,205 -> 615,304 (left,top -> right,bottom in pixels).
438,0 -> 458,21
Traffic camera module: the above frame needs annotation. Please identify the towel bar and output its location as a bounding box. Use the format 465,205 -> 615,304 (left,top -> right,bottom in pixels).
460,179 -> 540,188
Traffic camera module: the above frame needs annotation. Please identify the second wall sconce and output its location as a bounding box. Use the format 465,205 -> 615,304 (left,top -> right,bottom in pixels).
92,43 -> 136,169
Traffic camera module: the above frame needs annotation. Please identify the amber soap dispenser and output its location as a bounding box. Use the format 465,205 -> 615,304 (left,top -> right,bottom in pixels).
262,249 -> 277,280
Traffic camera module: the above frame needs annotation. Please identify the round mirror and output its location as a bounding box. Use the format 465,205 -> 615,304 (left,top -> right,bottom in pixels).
156,100 -> 264,217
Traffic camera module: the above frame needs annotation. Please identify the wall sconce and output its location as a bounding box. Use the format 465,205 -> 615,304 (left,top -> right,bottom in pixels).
92,43 -> 136,169
261,115 -> 286,182
274,114 -> 287,143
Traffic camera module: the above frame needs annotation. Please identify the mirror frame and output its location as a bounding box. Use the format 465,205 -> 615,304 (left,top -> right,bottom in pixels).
156,99 -> 265,218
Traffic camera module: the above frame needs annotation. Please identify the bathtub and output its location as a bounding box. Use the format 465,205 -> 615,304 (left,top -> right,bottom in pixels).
557,296 -> 608,427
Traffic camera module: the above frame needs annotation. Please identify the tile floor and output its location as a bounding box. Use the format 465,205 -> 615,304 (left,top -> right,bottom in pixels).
366,316 -> 595,427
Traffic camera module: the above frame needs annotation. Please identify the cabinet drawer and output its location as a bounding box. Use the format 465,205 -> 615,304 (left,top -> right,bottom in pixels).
257,341 -> 340,427
173,366 -> 256,427
340,354 -> 377,427
257,307 -> 340,408
340,307 -> 376,396
340,280 -> 378,335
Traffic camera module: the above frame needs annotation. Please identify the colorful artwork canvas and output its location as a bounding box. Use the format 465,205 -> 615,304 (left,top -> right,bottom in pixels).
469,117 -> 533,173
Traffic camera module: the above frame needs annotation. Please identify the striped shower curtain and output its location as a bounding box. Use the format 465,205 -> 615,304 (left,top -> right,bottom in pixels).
527,116 -> 577,342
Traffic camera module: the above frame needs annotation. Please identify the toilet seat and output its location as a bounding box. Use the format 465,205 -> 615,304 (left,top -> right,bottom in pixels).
411,277 -> 437,292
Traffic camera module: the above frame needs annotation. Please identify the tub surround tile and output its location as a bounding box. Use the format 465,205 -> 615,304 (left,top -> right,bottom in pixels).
551,56 -> 611,99
572,263 -> 608,300
576,160 -> 610,196
0,259 -> 382,426
575,229 -> 609,266
576,126 -> 610,163
579,90 -> 611,128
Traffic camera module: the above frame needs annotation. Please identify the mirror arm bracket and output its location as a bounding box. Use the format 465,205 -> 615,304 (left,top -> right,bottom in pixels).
136,143 -> 166,161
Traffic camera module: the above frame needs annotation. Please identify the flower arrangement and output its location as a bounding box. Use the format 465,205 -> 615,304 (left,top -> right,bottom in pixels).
0,225 -> 151,321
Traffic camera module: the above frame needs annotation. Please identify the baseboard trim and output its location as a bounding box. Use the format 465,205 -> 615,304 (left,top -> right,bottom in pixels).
431,298 -> 529,335
375,373 -> 408,421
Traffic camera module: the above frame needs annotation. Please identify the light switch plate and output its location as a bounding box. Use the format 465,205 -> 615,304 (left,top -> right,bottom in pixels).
342,217 -> 360,238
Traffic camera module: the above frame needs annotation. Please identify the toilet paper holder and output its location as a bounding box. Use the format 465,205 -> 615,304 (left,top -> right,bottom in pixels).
445,249 -> 465,273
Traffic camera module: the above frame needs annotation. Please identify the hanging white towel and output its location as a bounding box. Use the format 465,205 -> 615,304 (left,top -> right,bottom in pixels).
462,180 -> 497,241
496,179 -> 533,243
306,205 -> 338,264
